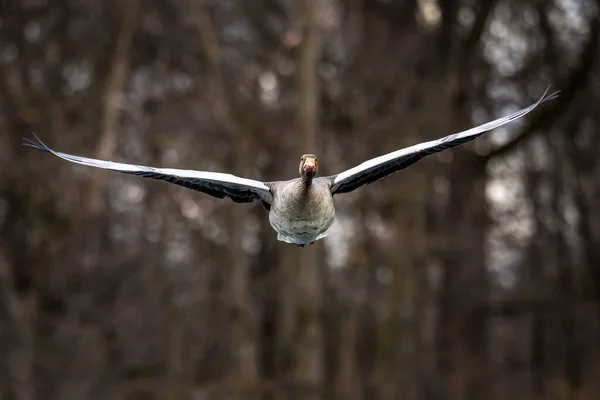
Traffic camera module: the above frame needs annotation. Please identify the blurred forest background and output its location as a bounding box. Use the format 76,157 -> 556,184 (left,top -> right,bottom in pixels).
1,0 -> 600,399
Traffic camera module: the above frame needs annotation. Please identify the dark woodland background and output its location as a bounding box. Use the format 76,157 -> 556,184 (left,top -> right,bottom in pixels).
1,0 -> 600,399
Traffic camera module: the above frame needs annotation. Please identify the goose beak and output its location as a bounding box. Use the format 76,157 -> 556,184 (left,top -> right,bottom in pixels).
303,158 -> 316,177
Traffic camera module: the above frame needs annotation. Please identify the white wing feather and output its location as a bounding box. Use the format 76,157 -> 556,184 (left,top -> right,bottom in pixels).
331,86 -> 559,195
24,135 -> 272,204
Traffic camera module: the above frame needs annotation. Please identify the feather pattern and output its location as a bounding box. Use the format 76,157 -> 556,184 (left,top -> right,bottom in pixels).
329,86 -> 559,195
23,85 -> 558,246
23,135 -> 273,204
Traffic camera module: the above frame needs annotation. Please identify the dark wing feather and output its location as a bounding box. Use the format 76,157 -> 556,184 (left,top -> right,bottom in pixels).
330,86 -> 559,195
23,135 -> 273,204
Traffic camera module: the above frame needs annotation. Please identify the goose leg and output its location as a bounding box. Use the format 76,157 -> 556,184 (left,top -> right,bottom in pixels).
295,244 -> 305,248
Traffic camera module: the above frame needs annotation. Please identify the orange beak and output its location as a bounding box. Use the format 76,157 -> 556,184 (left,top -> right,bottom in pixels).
303,157 -> 316,174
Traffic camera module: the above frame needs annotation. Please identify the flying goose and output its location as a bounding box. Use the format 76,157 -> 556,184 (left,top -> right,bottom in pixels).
24,86 -> 558,247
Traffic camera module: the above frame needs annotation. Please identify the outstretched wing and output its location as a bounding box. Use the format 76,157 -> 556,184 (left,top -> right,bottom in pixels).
24,135 -> 273,204
329,85 -> 559,195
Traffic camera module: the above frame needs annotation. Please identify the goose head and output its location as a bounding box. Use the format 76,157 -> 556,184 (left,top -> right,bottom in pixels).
299,154 -> 318,181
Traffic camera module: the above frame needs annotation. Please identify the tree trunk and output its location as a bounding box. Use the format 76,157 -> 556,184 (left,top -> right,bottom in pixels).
294,0 -> 324,398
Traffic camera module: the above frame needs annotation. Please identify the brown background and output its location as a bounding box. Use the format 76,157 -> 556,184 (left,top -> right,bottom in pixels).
1,0 -> 599,399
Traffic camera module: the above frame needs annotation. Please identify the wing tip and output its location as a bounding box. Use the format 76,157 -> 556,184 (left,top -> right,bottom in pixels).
22,133 -> 51,152
544,90 -> 561,103
541,83 -> 560,104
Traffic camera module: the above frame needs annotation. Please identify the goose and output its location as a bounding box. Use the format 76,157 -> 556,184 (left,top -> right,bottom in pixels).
24,86 -> 558,247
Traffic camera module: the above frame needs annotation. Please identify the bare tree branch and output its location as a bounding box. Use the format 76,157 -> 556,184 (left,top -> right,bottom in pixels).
480,13 -> 600,162
437,0 -> 460,67
190,1 -> 260,387
454,0 -> 498,87
538,2 -> 558,71
297,0 -> 319,152
87,0 -> 140,214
